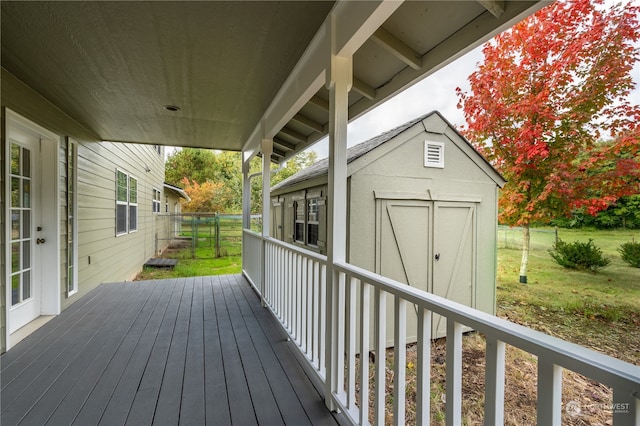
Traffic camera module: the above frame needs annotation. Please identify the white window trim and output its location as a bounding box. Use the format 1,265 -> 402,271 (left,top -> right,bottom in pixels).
67,138 -> 79,296
128,176 -> 138,233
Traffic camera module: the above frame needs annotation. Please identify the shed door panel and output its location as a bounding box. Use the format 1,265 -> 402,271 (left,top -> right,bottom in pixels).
378,200 -> 431,293
272,204 -> 283,240
433,202 -> 476,337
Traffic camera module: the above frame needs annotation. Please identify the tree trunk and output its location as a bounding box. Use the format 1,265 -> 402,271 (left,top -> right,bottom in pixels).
519,224 -> 530,284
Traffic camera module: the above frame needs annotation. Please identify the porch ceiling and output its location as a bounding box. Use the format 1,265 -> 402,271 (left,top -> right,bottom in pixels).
1,0 -> 545,162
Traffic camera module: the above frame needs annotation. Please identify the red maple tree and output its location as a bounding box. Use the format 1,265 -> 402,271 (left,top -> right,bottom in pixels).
457,0 -> 640,283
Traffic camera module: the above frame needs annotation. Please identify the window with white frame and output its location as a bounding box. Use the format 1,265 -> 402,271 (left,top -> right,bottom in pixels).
116,170 -> 138,235
294,200 -> 305,243
307,198 -> 319,246
153,188 -> 161,213
129,177 -> 138,231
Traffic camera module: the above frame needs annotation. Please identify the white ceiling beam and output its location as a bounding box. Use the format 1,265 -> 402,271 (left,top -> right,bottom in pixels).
279,127 -> 308,144
370,27 -> 421,70
477,0 -> 506,18
309,95 -> 330,112
274,137 -> 297,151
291,113 -> 324,133
352,77 -> 375,101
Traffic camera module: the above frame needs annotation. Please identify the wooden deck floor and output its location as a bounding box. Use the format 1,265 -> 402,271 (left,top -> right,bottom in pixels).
1,275 -> 339,426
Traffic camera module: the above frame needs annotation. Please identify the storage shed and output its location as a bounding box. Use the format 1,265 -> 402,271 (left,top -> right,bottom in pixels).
270,111 -> 506,339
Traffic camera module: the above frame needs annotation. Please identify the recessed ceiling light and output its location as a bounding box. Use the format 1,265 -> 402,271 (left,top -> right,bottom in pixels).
164,105 -> 181,112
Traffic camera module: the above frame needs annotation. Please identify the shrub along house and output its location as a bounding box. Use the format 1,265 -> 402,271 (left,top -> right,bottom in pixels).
2,2 -> 637,425
270,111 -> 505,339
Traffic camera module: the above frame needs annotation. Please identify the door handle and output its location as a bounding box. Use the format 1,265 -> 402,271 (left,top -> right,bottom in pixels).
37,238 -> 46,245
435,253 -> 440,261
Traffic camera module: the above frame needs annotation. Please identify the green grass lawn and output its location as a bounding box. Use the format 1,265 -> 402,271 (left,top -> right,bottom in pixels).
496,227 -> 640,364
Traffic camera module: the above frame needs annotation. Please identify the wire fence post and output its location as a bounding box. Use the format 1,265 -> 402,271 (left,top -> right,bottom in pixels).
215,213 -> 221,258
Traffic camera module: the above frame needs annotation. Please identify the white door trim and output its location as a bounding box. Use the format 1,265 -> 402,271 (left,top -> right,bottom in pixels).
4,109 -> 61,350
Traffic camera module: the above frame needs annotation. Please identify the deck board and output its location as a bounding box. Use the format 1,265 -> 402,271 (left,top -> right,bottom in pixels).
1,275 -> 338,426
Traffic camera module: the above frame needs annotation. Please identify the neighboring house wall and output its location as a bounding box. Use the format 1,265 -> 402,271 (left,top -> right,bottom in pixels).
1,68 -> 167,352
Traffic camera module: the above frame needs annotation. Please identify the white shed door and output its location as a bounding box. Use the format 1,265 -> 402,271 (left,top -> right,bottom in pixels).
433,202 -> 476,337
272,203 -> 283,240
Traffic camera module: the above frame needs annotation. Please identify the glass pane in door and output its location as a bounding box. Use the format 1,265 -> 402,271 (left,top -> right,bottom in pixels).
9,142 -> 33,306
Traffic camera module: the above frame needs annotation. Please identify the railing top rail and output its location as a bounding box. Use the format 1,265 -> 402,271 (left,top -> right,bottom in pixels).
263,236 -> 328,265
334,260 -> 640,391
242,228 -> 262,237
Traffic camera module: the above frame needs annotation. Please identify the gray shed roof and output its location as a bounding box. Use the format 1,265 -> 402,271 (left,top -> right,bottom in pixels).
271,111 -> 504,192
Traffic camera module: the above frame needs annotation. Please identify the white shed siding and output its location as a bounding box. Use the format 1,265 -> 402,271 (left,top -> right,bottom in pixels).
271,112 -> 504,341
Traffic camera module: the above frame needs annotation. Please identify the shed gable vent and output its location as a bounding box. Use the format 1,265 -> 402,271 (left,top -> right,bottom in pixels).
424,141 -> 444,168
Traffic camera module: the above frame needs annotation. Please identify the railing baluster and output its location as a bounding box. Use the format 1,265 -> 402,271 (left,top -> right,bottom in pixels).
306,258 -> 312,356
311,260 -> 318,367
446,320 -> 463,426
537,358 -> 562,426
613,386 -> 638,425
336,271 -> 346,403
416,307 -> 431,426
374,287 -> 387,426
484,336 -> 505,425
359,283 -> 371,425
319,263 -> 326,378
393,297 -> 407,425
300,255 -> 307,348
346,276 -> 357,410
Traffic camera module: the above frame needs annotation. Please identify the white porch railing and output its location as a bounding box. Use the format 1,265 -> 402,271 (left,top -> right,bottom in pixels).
242,229 -> 263,293
242,233 -> 640,426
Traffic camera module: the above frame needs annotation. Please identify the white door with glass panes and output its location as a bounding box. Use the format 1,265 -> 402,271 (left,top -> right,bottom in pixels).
8,132 -> 42,333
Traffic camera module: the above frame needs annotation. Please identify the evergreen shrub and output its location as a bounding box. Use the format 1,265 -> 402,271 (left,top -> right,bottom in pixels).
619,241 -> 640,268
549,239 -> 611,272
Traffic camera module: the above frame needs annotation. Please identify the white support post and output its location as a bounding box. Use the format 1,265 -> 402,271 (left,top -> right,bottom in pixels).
324,38 -> 352,409
241,154 -> 251,276
537,359 -> 562,426
241,152 -> 252,230
260,138 -> 273,306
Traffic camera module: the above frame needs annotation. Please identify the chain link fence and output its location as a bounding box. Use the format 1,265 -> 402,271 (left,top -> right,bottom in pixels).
157,213 -> 261,259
